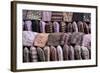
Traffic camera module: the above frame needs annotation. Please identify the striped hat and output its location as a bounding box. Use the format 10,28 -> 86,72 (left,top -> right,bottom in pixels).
56,45 -> 63,61
43,46 -> 50,61
30,46 -> 38,62
23,47 -> 30,62
68,46 -> 74,60
81,46 -> 89,59
50,46 -> 57,61
74,45 -> 82,60
63,44 -> 69,60
37,47 -> 45,61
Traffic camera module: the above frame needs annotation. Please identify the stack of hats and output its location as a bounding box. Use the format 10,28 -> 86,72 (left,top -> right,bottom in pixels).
23,31 -> 91,62
23,21 -> 90,34
23,45 -> 90,62
22,10 -> 91,63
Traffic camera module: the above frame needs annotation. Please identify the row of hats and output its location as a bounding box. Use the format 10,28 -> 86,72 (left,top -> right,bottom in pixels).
23,10 -> 91,22
23,20 -> 91,34
23,31 -> 91,48
23,45 -> 91,62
